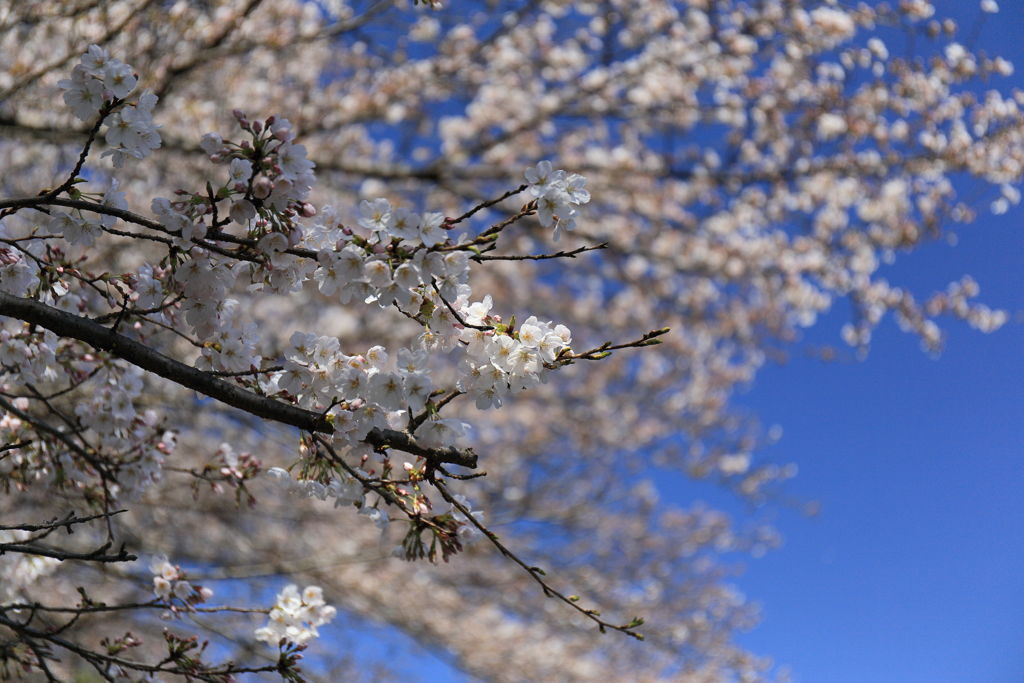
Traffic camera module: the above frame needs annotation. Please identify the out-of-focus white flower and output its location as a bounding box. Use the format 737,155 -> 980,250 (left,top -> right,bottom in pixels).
254,584 -> 337,645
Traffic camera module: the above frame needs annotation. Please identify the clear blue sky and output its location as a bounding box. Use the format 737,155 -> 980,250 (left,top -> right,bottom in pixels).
724,214 -> 1024,681
719,5 -> 1024,680
327,3 -> 1024,680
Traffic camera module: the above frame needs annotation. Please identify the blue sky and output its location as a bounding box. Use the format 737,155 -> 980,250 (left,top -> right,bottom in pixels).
326,3 -> 1024,680
720,5 -> 1024,679
726,213 -> 1024,682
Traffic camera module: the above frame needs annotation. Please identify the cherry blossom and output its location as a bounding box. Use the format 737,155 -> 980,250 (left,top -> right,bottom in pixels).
0,3 -> 1020,680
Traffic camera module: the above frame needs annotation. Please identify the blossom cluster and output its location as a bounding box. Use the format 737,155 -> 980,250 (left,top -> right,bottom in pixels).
524,160 -> 591,240
57,44 -> 161,166
44,180 -> 131,248
254,584 -> 337,646
147,118 -> 583,466
200,113 -> 316,231
0,531 -> 61,605
0,335 -> 174,501
150,555 -> 213,607
266,465 -> 367,512
312,223 -> 470,312
264,336 -> 449,447
457,297 -> 573,409
0,330 -> 58,386
66,363 -> 174,500
0,242 -> 37,297
447,493 -> 485,544
13,68 -> 587,537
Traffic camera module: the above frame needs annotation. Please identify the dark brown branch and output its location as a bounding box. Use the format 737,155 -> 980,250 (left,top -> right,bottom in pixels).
366,426 -> 476,469
0,610 -> 294,681
0,291 -> 477,469
0,195 -> 168,232
0,540 -> 135,563
0,290 -> 328,431
0,509 -> 127,533
409,389 -> 464,432
2,601 -> 267,616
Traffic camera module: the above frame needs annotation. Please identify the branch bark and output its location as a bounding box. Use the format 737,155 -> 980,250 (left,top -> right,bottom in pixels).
0,291 -> 477,469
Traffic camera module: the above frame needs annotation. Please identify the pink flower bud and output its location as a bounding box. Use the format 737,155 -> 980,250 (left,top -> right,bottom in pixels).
300,202 -> 317,218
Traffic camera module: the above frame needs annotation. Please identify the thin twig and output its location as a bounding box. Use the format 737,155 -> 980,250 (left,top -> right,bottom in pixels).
430,476 -> 645,640
473,242 -> 607,262
431,280 -> 492,331
448,184 -> 528,226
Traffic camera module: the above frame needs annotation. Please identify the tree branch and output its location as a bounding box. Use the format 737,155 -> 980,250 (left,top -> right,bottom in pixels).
0,291 -> 476,469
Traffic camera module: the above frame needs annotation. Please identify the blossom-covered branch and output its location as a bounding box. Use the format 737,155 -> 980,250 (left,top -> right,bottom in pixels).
0,1 -> 1020,679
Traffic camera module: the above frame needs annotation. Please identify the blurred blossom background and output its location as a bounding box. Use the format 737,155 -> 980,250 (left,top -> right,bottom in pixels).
0,1 -> 1021,681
